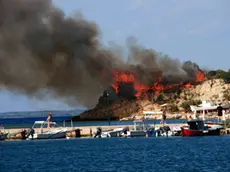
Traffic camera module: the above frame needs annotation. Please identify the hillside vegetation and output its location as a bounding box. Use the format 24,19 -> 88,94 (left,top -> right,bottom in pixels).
72,69 -> 230,121
206,69 -> 230,83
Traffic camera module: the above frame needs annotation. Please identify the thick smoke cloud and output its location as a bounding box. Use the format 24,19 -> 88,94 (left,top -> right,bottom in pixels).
126,37 -> 199,84
0,0 -> 121,107
0,0 -> 201,108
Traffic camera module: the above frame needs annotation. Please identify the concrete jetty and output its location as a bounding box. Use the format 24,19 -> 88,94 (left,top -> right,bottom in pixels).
3,122 -> 230,140
3,123 -> 185,139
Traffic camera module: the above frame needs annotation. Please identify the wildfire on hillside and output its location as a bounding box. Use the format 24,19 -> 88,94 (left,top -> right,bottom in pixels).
112,69 -> 206,100
193,69 -> 206,82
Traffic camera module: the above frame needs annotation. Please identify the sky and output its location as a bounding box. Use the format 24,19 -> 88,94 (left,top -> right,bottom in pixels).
0,0 -> 229,112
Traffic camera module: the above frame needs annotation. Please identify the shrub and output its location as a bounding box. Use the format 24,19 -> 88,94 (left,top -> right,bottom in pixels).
216,70 -> 230,83
205,69 -> 230,83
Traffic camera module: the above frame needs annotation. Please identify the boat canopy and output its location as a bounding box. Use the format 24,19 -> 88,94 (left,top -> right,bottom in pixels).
187,120 -> 205,130
32,121 -> 57,128
34,121 -> 57,125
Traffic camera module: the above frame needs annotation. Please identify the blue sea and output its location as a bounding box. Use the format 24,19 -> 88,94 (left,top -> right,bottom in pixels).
0,109 -> 84,128
1,136 -> 230,172
0,109 -> 190,128
1,118 -> 186,129
0,109 -> 223,129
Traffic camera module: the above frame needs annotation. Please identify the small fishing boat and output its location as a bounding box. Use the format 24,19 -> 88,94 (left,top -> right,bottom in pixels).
27,121 -> 67,140
101,128 -> 124,138
181,120 -> 205,136
146,125 -> 181,137
142,110 -> 181,137
181,119 -> 222,136
126,120 -> 147,137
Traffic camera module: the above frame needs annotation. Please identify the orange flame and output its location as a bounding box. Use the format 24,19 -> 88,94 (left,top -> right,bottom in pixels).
112,70 -> 206,100
112,72 -> 149,99
194,69 -> 206,82
184,82 -> 191,88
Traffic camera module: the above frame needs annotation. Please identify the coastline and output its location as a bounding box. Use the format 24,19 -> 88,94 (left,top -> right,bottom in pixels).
2,118 -> 229,138
3,123 -> 186,138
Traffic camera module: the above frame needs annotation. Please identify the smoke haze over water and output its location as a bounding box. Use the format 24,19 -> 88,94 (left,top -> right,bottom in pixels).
0,0 -> 201,108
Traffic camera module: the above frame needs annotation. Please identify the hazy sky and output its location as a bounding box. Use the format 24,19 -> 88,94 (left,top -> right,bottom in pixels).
0,0 -> 229,112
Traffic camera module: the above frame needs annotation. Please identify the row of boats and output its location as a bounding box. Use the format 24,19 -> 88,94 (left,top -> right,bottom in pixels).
0,118 -> 224,141
94,119 -> 224,138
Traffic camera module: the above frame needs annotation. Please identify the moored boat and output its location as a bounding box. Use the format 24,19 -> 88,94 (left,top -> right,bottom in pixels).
0,126 -> 8,141
27,121 -> 67,140
181,119 -> 222,136
101,128 -> 124,138
205,122 -> 223,135
0,133 -> 7,141
126,120 -> 147,137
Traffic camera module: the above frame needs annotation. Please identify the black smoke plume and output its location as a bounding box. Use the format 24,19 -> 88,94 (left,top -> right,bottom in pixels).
0,0 -> 201,108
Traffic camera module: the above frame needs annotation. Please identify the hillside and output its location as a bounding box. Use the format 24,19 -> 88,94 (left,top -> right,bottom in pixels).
71,78 -> 230,121
178,79 -> 230,109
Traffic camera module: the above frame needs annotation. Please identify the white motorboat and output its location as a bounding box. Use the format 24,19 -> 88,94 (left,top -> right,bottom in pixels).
127,130 -> 146,137
127,120 -> 147,137
27,121 -> 67,140
101,128 -> 124,138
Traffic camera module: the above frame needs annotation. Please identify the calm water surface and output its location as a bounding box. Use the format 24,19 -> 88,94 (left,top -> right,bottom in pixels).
1,136 -> 230,172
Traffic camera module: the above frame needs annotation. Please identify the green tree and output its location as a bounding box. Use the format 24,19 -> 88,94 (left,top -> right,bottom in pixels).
216,70 -> 230,83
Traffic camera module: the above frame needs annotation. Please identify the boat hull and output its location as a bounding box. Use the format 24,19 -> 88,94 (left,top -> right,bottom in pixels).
181,127 -> 204,136
205,129 -> 221,136
181,127 -> 221,136
101,131 -> 121,138
206,124 -> 222,136
29,130 -> 67,139
146,130 -> 158,137
0,133 -> 7,141
127,131 -> 146,137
